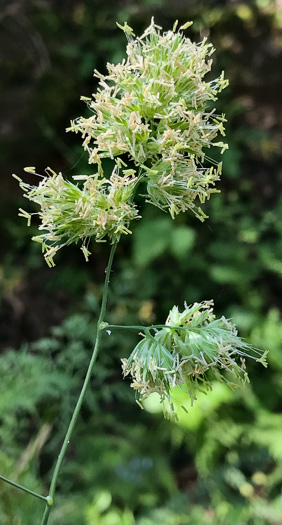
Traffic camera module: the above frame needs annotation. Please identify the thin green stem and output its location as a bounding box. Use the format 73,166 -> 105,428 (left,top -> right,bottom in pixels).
41,241 -> 118,525
0,474 -> 47,503
106,324 -> 189,331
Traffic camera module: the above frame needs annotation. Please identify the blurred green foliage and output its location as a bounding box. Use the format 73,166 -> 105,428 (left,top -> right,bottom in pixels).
0,0 -> 282,524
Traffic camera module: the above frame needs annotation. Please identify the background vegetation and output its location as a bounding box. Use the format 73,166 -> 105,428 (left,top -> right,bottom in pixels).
0,0 -> 282,523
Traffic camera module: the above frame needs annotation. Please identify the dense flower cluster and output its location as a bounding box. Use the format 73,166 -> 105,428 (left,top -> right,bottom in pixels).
16,167 -> 139,266
122,301 -> 267,419
16,19 -> 228,263
70,18 -> 228,220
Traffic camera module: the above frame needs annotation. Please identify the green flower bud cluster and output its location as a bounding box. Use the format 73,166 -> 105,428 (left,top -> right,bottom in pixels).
15,167 -> 139,266
70,18 -> 228,220
122,301 -> 267,420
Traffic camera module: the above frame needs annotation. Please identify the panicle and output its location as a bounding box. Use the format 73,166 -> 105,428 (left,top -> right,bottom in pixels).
122,301 -> 267,420
70,18 -> 229,220
16,20 -> 229,264
17,167 -> 139,266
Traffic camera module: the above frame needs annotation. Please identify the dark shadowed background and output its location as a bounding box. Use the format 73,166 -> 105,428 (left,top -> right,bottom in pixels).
1,1 -> 282,524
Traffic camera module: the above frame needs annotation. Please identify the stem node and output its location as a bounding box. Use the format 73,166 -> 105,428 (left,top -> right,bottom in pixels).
99,322 -> 109,331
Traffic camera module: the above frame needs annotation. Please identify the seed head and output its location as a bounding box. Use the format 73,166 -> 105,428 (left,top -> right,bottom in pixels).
17,167 -> 139,266
122,301 -> 267,420
16,19 -> 229,263
70,18 -> 229,220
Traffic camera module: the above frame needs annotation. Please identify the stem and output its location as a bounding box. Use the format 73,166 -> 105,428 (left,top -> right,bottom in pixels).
41,241 -> 117,525
106,324 -> 189,331
0,474 -> 47,503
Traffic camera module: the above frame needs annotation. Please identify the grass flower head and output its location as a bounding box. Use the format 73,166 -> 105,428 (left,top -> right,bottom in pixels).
122,301 -> 267,420
15,19 -> 228,263
16,167 -> 139,266
70,18 -> 229,220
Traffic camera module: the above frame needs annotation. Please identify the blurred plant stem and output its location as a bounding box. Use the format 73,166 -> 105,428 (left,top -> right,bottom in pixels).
41,240 -> 118,525
0,475 -> 47,503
